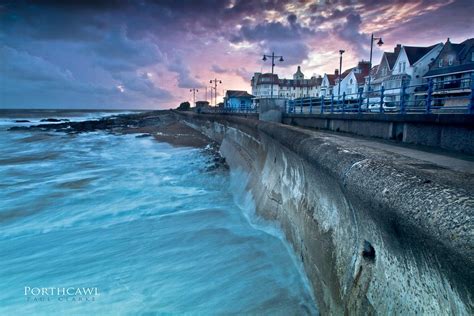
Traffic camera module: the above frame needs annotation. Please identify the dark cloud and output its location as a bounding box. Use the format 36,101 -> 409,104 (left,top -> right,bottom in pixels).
116,72 -> 173,99
168,57 -> 203,89
92,27 -> 164,71
0,45 -> 73,83
211,65 -> 228,74
333,13 -> 367,55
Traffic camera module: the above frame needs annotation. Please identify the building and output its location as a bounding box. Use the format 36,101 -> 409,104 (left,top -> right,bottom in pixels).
332,61 -> 371,99
423,38 -> 474,106
320,71 -> 337,98
195,101 -> 209,108
382,43 -> 443,104
251,66 -> 321,101
369,44 -> 401,95
224,90 -> 254,109
194,100 -> 210,113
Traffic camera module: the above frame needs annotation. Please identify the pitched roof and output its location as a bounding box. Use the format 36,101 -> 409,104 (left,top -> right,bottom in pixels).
424,63 -> 474,78
458,38 -> 474,61
404,44 -> 438,64
341,68 -> 353,77
385,52 -> 398,69
355,66 -> 370,83
226,90 -> 254,98
424,38 -> 474,77
326,74 -> 336,85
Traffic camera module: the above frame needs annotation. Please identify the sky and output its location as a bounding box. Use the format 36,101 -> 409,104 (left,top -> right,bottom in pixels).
1,0 -> 473,109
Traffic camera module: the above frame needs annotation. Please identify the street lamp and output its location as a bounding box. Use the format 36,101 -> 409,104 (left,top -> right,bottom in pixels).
190,88 -> 198,107
367,33 -> 384,96
338,50 -> 345,100
262,52 -> 284,98
209,79 -> 222,106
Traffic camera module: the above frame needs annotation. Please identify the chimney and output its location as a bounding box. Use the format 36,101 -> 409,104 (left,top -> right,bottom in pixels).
394,44 -> 401,54
335,69 -> 339,76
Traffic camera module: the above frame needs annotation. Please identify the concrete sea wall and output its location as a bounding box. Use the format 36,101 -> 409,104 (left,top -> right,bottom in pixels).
177,112 -> 473,315
283,113 -> 474,155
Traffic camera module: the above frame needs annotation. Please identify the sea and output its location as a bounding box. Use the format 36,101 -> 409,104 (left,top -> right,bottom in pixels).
0,110 -> 318,315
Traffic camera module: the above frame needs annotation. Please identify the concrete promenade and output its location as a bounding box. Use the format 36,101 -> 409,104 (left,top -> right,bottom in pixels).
316,130 -> 474,175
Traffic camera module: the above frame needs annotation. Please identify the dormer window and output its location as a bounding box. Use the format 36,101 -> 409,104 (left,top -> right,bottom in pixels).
448,57 -> 454,65
439,59 -> 443,67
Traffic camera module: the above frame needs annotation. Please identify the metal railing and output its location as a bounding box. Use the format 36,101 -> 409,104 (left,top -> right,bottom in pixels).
286,76 -> 474,115
197,105 -> 258,114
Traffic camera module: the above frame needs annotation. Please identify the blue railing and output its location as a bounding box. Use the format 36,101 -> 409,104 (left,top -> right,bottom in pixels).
286,76 -> 474,115
198,105 -> 258,114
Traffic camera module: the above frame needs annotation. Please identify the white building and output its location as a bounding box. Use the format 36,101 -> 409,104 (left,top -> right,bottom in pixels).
251,66 -> 322,101
332,61 -> 371,99
320,72 -> 337,98
369,44 -> 401,95
382,43 -> 443,104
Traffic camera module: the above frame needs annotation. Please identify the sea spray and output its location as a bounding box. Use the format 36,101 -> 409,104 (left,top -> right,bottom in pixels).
229,168 -> 318,313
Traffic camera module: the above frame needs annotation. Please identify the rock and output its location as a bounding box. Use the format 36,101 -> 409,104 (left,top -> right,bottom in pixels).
135,133 -> 152,138
14,120 -> 30,123
40,118 -> 62,122
362,240 -> 376,261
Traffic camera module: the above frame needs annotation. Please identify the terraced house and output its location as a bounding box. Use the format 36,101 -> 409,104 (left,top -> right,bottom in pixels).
379,43 -> 443,105
423,38 -> 474,107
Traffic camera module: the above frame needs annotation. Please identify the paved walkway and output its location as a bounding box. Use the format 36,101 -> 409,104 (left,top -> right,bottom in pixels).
325,132 -> 474,175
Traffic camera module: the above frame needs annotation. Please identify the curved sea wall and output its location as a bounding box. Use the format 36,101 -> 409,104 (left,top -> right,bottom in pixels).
176,112 -> 473,315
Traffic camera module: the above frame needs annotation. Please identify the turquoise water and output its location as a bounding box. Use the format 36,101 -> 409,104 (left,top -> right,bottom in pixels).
0,113 -> 317,315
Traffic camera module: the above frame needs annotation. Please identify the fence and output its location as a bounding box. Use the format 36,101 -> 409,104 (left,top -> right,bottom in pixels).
286,76 -> 474,115
197,105 -> 258,114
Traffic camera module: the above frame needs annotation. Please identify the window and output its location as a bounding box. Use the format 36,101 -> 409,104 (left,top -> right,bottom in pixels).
398,62 -> 401,72
402,62 -> 406,72
472,52 -> 474,62
439,59 -> 443,67
349,78 -> 353,84
448,57 -> 454,65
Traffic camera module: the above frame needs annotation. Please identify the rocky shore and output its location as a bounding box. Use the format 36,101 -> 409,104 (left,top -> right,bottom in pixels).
10,110 -> 210,147
9,110 -> 226,169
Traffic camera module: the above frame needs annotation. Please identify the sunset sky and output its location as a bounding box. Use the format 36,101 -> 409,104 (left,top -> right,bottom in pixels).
1,0 -> 473,109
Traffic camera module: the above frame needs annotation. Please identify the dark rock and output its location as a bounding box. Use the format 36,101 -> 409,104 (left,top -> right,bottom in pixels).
362,240 -> 376,261
40,118 -> 62,122
14,120 -> 30,123
9,126 -> 28,131
136,133 -> 152,138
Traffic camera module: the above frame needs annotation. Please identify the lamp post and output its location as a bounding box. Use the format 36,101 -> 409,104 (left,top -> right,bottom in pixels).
262,52 -> 284,98
209,85 -> 214,106
210,78 -> 222,106
367,33 -> 384,97
190,88 -> 198,106
338,50 -> 345,100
